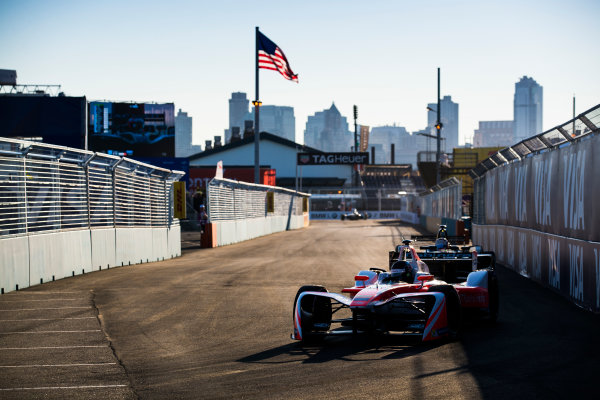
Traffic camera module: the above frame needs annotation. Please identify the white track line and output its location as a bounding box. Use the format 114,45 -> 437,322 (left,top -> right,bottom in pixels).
0,345 -> 107,350
0,384 -> 128,391
0,307 -> 90,311
1,292 -> 82,295
0,317 -> 96,321
0,317 -> 96,322
0,330 -> 101,334
0,362 -> 117,368
0,299 -> 81,302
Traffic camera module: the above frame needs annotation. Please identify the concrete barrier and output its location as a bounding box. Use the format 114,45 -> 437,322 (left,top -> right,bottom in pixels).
28,230 -> 93,284
167,225 -> 181,259
0,236 -> 29,293
0,225 -> 181,294
473,223 -> 600,313
206,214 -> 307,248
91,228 -> 116,270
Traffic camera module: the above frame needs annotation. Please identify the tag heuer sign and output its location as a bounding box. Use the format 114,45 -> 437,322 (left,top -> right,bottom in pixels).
297,152 -> 369,165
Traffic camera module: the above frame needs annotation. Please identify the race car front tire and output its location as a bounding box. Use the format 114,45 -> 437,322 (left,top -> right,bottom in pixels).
428,284 -> 462,339
293,285 -> 332,341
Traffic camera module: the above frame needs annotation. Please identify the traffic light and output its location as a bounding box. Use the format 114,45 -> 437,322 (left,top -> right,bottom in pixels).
435,122 -> 443,130
353,105 -> 358,120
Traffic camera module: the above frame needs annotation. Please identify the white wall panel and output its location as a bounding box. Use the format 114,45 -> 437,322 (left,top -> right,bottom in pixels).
0,236 -> 29,292
91,228 -> 116,270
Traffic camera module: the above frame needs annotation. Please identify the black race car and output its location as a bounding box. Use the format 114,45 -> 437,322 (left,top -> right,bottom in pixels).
341,208 -> 368,220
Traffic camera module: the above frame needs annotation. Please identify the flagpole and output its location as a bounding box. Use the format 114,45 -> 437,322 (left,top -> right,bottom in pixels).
254,26 -> 260,184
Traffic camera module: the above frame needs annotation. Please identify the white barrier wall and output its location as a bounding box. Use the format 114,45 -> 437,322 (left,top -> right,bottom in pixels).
28,230 -> 93,284
214,215 -> 305,247
0,226 -> 181,294
0,237 -> 29,292
207,178 -> 310,248
91,229 -> 116,270
0,137 -> 185,295
167,225 -> 181,260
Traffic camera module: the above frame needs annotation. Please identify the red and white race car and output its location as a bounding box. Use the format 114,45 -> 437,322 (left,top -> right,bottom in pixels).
292,240 -> 498,343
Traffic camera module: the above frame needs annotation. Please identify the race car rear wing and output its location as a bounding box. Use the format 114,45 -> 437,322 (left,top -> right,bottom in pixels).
388,249 -> 495,284
410,234 -> 467,245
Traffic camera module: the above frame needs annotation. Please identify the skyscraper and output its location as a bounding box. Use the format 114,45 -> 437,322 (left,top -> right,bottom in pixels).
473,121 -> 514,148
369,125 -> 410,164
304,103 -> 352,152
513,76 -> 543,142
247,105 -> 295,141
228,92 -> 250,143
427,95 -> 459,151
175,109 -> 201,157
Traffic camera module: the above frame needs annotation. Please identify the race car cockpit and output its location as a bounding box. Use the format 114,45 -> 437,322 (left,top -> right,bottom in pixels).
379,260 -> 417,284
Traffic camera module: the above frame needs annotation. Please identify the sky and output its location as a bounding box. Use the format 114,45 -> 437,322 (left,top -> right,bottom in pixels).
2,0 -> 599,147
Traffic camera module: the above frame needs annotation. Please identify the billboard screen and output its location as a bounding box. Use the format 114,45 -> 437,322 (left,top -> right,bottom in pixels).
0,95 -> 86,149
88,101 -> 175,157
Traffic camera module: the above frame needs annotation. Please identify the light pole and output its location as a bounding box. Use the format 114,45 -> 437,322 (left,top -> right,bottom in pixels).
427,68 -> 443,185
353,105 -> 358,187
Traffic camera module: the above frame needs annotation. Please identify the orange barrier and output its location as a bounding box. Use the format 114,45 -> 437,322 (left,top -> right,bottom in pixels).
201,223 -> 217,248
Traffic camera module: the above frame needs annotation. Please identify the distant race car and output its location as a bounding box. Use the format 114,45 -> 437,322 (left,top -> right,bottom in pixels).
411,224 -> 468,246
292,239 -> 498,343
407,225 -> 497,283
341,208 -> 368,220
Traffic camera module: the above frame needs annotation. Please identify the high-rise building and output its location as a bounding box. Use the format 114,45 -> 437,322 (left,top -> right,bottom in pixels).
304,103 -> 352,152
250,105 -> 295,142
514,76 -> 543,142
369,125 -> 410,164
427,95 -> 459,151
473,121 -> 514,148
227,92 -> 250,143
175,109 -> 201,157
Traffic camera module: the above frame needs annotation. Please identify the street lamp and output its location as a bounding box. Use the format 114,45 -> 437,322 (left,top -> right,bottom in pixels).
427,68 -> 442,185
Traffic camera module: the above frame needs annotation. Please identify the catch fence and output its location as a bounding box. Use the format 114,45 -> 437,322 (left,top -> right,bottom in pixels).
470,103 -> 600,312
0,137 -> 184,294
205,178 -> 310,247
0,138 -> 183,237
207,178 -> 307,222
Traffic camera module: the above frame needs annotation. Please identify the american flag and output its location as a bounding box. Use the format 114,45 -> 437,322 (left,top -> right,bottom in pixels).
258,31 -> 298,82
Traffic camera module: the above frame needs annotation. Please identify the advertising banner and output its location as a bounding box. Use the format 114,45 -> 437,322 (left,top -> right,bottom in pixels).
478,134 -> 599,242
173,182 -> 186,219
309,210 -> 417,221
359,125 -> 370,152
472,134 -> 600,312
473,224 -> 600,313
0,96 -> 86,149
297,152 -> 369,165
88,102 -> 175,157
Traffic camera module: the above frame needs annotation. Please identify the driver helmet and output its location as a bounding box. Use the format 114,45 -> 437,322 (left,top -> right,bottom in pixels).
435,237 -> 449,250
390,260 -> 415,283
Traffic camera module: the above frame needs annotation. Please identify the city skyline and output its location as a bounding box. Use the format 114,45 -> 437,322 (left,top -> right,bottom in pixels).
2,0 -> 598,148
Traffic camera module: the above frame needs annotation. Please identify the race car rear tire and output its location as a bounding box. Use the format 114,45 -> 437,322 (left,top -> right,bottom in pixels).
428,284 -> 462,339
293,285 -> 332,342
487,270 -> 499,323
488,251 -> 497,269
341,215 -> 345,221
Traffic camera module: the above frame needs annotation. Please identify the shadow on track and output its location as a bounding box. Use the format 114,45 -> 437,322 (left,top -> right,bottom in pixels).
238,335 -> 444,365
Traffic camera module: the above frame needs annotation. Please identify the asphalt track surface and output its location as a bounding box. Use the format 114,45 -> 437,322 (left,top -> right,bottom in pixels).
1,220 -> 598,399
